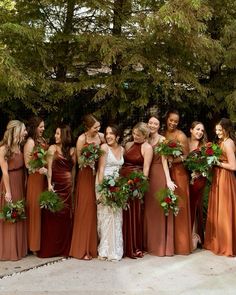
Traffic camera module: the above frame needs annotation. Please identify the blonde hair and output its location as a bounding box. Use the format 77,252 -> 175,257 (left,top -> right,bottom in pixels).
133,122 -> 150,139
0,120 -> 25,159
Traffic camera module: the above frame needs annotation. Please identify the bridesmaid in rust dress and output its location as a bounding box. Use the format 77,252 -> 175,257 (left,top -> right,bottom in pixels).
70,114 -> 105,260
164,110 -> 192,255
24,116 -> 48,254
38,125 -> 76,258
187,121 -> 207,248
0,120 -> 28,260
144,116 -> 176,256
204,118 -> 236,256
121,122 -> 153,258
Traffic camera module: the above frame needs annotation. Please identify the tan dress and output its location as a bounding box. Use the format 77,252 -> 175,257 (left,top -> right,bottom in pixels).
143,144 -> 174,256
204,144 -> 236,256
0,152 -> 27,260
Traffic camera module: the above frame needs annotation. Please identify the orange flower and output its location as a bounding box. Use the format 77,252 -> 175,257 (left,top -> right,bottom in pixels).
127,179 -> 134,185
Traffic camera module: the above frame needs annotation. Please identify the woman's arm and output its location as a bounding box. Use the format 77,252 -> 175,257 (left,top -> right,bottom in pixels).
76,136 -> 85,165
97,144 -> 108,184
218,140 -> 236,171
171,131 -> 189,164
161,156 -> 177,190
47,145 -> 56,191
142,143 -> 153,177
0,146 -> 12,202
23,138 -> 35,169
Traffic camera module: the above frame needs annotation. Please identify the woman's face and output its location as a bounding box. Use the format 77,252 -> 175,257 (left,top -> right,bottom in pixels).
89,121 -> 101,135
36,121 -> 45,137
148,117 -> 160,134
190,123 -> 204,141
215,124 -> 226,140
132,128 -> 145,143
20,124 -> 27,142
167,113 -> 179,131
105,127 -> 117,146
55,128 -> 61,144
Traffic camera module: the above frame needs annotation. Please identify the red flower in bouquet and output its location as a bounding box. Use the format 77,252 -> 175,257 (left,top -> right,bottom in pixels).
123,171 -> 149,200
97,173 -> 129,210
79,143 -> 104,173
156,188 -> 179,216
164,197 -> 172,204
0,200 -> 26,223
28,145 -> 47,173
205,147 -> 214,156
154,140 -> 183,158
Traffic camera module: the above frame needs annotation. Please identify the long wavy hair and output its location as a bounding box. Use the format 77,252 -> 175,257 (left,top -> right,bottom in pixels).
217,118 -> 236,143
0,120 -> 26,159
26,116 -> 45,144
58,125 -> 73,161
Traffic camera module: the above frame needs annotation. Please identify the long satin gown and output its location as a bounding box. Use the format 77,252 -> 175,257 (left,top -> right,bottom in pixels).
97,146 -> 124,260
143,144 -> 174,256
26,142 -> 48,252
0,152 -> 27,261
70,138 -> 101,259
204,145 -> 236,256
120,142 -> 144,258
38,152 -> 74,258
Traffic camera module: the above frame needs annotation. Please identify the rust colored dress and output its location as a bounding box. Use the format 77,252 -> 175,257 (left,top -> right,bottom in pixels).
120,142 -> 144,258
143,144 -> 174,256
169,162 -> 192,254
70,137 -> 101,259
38,152 -> 74,258
0,152 -> 27,261
26,142 -> 48,252
204,145 -> 236,256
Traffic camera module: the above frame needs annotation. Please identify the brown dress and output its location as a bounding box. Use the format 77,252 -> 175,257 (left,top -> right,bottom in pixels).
204,146 -> 236,256
121,142 -> 144,258
38,152 -> 74,258
0,152 -> 27,261
70,138 -> 100,259
143,144 -> 174,256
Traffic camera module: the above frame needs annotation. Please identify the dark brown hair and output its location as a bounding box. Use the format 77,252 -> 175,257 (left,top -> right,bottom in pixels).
217,118 -> 236,143
82,114 -> 99,131
58,125 -> 73,160
27,116 -> 44,143
190,121 -> 208,146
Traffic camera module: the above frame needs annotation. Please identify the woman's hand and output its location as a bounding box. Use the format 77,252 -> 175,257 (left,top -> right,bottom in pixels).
38,167 -> 48,175
48,183 -> 54,192
5,192 -> 12,202
166,180 -> 177,191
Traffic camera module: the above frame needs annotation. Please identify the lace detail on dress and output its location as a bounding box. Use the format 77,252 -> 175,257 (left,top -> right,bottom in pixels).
97,147 -> 124,261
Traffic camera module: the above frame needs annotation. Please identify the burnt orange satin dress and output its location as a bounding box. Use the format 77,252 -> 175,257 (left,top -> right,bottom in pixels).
204,146 -> 236,256
0,152 -> 27,261
143,145 -> 174,256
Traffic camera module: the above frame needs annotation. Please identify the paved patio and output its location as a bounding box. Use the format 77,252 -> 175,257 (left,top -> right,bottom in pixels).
0,250 -> 235,294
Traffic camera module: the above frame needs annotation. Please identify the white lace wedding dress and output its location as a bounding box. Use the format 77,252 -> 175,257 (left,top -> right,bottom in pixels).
97,146 -> 124,261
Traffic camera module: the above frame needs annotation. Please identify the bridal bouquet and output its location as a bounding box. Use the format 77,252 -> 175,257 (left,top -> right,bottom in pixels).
156,188 -> 179,216
154,140 -> 183,157
39,191 -> 64,213
184,142 -> 222,183
0,199 -> 26,223
28,145 -> 47,173
122,171 -> 149,200
97,173 -> 129,210
79,143 -> 104,173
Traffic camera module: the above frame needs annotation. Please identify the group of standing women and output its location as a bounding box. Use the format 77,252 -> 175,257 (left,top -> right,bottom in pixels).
0,111 -> 235,261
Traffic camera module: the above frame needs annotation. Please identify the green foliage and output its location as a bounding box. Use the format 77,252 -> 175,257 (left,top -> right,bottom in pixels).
39,191 -> 64,213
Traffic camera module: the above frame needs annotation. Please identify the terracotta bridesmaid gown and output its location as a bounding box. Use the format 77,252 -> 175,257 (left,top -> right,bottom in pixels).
0,152 -> 27,261
143,144 -> 174,256
204,145 -> 236,256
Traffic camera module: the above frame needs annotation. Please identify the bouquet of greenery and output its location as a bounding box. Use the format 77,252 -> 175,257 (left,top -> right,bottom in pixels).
39,191 -> 64,213
156,188 -> 179,216
28,145 -> 47,173
122,171 -> 149,200
0,199 -> 26,223
154,140 -> 183,157
97,173 -> 129,210
79,143 -> 104,173
184,142 -> 222,183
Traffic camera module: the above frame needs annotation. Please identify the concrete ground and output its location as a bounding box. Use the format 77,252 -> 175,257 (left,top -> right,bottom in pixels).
0,250 -> 236,295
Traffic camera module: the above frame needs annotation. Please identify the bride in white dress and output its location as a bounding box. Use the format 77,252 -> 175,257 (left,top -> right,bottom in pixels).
96,125 -> 124,261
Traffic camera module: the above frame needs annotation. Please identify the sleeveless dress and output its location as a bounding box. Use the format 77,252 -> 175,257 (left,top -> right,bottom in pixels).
120,142 -> 144,258
204,143 -> 236,256
143,144 -> 174,256
38,151 -> 74,258
26,141 -> 48,252
165,133 -> 192,254
0,152 -> 27,261
97,146 -> 124,260
70,134 -> 102,259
